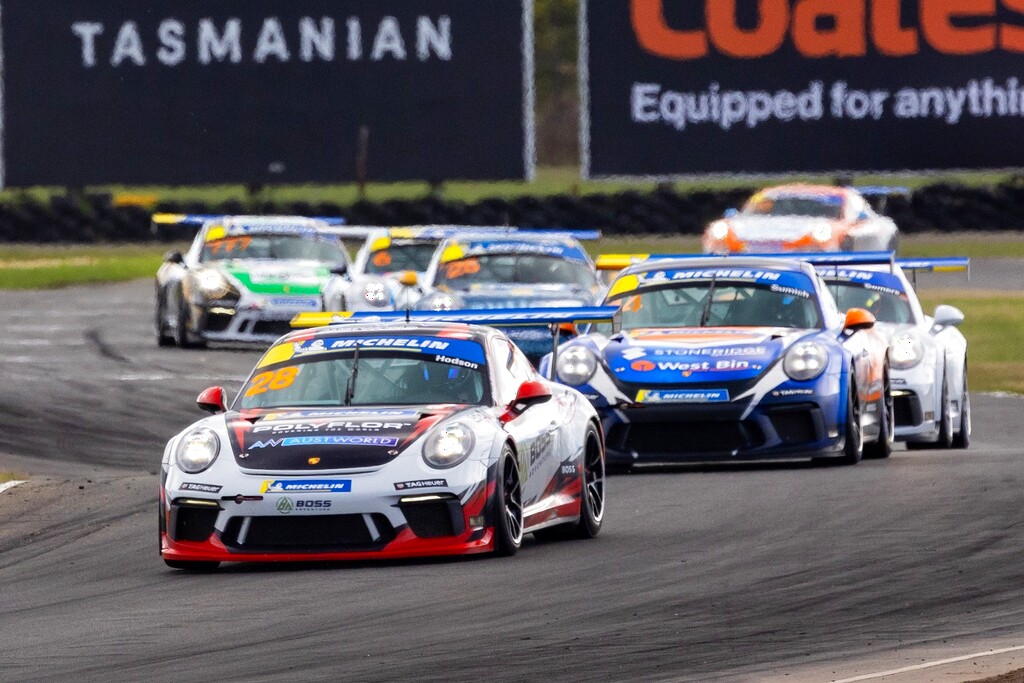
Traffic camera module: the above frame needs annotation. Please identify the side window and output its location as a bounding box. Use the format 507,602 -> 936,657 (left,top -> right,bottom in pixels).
817,275 -> 842,328
490,337 -> 518,406
508,344 -> 538,386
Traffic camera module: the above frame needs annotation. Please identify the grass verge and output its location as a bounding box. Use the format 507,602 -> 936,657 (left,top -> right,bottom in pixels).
0,244 -> 173,290
0,473 -> 20,485
919,291 -> 1024,395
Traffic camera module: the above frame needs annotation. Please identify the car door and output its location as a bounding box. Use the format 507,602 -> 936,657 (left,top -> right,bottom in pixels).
491,337 -> 559,514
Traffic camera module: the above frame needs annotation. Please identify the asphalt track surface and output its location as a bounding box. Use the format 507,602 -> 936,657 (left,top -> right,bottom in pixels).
0,264 -> 1021,683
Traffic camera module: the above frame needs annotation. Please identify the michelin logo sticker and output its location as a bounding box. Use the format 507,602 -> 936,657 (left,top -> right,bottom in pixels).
636,389 -> 730,404
261,480 -> 353,494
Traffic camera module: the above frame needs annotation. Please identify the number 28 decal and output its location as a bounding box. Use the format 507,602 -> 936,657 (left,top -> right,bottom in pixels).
245,367 -> 299,397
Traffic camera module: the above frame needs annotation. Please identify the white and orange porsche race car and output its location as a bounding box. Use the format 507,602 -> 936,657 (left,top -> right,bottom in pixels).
704,185 -> 901,255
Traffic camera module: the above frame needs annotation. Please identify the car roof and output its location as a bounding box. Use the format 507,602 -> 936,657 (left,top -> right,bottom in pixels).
757,184 -> 854,199
622,256 -> 819,278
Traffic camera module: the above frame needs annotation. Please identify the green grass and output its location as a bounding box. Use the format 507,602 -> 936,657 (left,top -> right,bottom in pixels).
919,291 -> 1024,395
6,166 -> 1021,207
0,244 -> 173,290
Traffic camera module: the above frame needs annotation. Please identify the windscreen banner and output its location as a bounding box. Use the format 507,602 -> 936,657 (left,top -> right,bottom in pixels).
582,0 -> 1024,178
1,1 -> 535,186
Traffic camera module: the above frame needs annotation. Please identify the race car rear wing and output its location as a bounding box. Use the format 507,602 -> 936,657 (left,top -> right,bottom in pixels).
291,306 -> 619,380
596,251 -> 900,271
152,213 -> 348,227
291,307 -> 619,329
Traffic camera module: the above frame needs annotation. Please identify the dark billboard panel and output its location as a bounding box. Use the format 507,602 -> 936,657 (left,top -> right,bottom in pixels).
583,0 -> 1024,178
1,1 -> 535,186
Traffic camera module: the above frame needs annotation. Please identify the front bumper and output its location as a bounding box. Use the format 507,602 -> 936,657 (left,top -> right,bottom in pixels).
600,395 -> 845,464
891,367 -> 940,442
160,461 -> 496,563
193,294 -> 322,344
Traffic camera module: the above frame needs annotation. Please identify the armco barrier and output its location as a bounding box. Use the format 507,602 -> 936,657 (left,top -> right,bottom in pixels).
0,181 -> 1023,243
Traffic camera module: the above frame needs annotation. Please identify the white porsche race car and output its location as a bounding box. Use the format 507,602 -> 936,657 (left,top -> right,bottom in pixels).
817,254 -> 970,449
159,311 -> 611,569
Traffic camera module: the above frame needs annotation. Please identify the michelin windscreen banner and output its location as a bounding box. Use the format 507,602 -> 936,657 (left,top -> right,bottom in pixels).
583,0 -> 1024,178
0,1 -> 534,186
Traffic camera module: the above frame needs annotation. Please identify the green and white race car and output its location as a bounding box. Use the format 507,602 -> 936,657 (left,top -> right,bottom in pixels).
155,216 -> 389,347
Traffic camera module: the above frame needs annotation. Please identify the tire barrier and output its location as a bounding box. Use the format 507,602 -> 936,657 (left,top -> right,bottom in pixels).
1,181 -> 1023,243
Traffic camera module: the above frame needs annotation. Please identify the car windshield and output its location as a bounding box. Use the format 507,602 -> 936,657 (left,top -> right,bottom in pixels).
435,254 -> 598,290
745,196 -> 843,219
829,282 -> 914,324
201,235 -> 348,263
238,347 -> 489,409
606,281 -> 823,330
364,243 -> 438,274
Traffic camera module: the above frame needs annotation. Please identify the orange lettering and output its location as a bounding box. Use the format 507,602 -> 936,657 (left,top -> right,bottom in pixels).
1001,0 -> 1024,51
707,0 -> 789,57
871,0 -> 919,55
921,0 -> 996,55
793,0 -> 867,57
631,0 -> 708,59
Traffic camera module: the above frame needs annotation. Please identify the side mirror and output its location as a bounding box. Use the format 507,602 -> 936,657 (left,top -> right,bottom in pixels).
933,304 -> 964,328
509,380 -> 552,415
844,308 -> 876,332
164,251 -> 184,264
330,263 -> 348,277
724,208 -> 739,218
857,210 -> 871,222
398,270 -> 419,287
197,386 -> 227,414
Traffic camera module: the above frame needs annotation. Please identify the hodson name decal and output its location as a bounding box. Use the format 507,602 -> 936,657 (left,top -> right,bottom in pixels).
71,15 -> 452,68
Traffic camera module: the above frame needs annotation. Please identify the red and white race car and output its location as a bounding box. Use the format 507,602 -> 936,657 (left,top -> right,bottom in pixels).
704,185 -> 901,255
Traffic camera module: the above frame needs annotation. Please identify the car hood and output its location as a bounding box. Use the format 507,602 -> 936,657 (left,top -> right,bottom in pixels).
725,216 -> 839,242
216,259 -> 332,296
450,283 -> 597,309
602,327 -> 809,385
223,405 -> 462,471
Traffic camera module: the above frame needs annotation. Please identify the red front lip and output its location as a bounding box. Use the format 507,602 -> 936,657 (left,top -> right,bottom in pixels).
161,527 -> 495,563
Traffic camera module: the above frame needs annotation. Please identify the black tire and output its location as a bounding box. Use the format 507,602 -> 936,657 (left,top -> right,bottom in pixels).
155,287 -> 175,347
491,447 -> 524,557
935,371 -> 954,449
839,373 -> 863,465
952,368 -> 971,449
534,424 -> 605,542
173,289 -> 205,349
864,368 -> 894,459
163,559 -> 220,572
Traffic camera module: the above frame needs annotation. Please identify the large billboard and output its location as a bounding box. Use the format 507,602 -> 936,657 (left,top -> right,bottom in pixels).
1,1 -> 535,186
582,0 -> 1024,178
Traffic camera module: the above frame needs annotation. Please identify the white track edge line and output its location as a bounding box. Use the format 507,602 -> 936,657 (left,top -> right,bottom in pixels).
0,480 -> 26,495
831,644 -> 1024,683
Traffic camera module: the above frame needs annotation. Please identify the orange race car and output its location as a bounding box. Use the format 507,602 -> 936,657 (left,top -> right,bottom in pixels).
703,185 -> 902,255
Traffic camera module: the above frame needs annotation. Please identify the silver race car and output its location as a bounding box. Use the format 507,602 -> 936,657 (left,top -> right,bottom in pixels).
818,255 -> 970,449
154,215 -> 390,347
160,312 -> 609,569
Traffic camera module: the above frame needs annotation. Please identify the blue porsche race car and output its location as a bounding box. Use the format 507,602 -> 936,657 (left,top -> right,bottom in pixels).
541,255 -> 893,468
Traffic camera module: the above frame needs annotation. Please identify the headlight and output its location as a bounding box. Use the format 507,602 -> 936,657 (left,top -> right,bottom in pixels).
361,282 -> 389,307
889,333 -> 923,370
709,221 -> 730,240
195,269 -> 230,300
427,293 -> 462,312
783,341 -> 829,381
812,223 -> 833,243
175,428 -> 220,474
556,346 -> 598,386
423,422 -> 475,469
